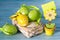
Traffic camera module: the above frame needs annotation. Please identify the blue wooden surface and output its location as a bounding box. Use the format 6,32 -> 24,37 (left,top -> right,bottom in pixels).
0,0 -> 60,40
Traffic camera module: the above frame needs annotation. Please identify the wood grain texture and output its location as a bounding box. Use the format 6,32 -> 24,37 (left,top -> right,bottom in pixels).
0,0 -> 60,40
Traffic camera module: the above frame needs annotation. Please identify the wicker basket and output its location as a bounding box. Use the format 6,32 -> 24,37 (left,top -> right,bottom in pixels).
12,20 -> 43,38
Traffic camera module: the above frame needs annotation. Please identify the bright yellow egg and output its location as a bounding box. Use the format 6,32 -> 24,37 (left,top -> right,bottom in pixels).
17,14 -> 28,27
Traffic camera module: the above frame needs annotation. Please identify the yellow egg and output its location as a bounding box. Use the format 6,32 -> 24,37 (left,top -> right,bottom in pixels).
10,15 -> 17,20
17,14 -> 28,27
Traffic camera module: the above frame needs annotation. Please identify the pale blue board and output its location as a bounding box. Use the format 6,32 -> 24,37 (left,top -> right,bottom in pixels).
0,0 -> 60,40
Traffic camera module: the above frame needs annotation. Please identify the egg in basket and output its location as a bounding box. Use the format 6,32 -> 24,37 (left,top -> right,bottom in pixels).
10,4 -> 43,38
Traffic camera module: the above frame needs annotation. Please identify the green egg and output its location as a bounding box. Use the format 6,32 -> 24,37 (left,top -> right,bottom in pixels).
0,23 -> 17,35
28,9 -> 41,23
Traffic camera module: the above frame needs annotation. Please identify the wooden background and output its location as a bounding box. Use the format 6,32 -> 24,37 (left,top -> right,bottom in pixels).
0,0 -> 60,40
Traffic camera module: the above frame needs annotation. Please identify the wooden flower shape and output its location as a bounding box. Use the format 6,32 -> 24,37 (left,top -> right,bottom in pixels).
44,10 -> 57,21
